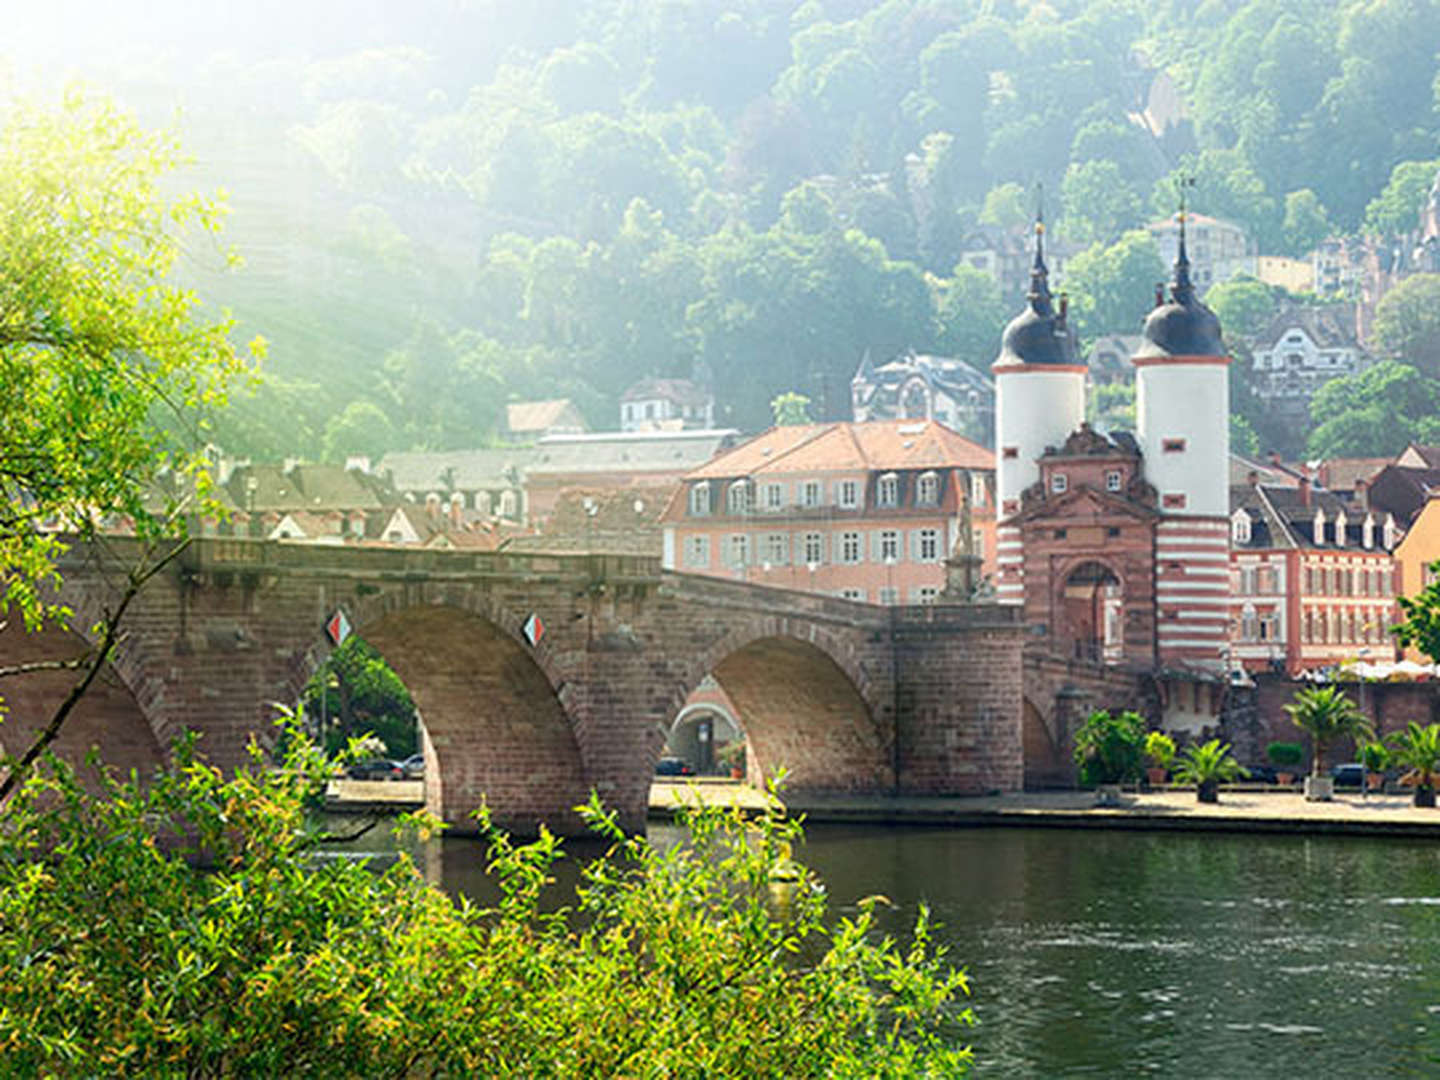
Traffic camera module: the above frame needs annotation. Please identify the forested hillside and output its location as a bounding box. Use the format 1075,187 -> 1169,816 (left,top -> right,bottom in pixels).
21,0 -> 1440,456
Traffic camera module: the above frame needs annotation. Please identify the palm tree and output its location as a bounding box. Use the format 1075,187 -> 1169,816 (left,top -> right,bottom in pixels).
1171,739 -> 1247,803
1282,686 -> 1369,779
1386,722 -> 1440,808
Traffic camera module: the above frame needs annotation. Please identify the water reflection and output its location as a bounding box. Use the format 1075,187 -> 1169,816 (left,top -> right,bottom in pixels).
325,818 -> 1440,1076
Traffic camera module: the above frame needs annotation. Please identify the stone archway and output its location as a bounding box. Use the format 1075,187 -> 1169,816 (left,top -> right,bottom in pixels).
1059,560 -> 1123,663
359,605 -> 586,834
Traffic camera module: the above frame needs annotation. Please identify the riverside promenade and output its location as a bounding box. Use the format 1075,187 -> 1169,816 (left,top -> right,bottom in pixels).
649,778 -> 1440,839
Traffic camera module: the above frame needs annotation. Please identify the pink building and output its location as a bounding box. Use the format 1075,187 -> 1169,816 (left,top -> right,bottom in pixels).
660,419 -> 995,604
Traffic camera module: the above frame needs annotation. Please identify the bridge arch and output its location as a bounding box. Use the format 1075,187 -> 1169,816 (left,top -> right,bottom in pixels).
666,621 -> 891,796
337,597 -> 586,834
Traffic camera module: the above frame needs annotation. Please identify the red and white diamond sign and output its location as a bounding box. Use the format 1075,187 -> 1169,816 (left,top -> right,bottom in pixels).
522,612 -> 545,648
325,609 -> 352,646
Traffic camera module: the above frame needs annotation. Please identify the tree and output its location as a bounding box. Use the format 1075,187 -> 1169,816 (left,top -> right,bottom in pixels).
0,92 -> 253,792
1280,188 -> 1331,257
303,636 -> 418,756
1063,231 -> 1167,340
1060,160 -> 1141,246
1171,739 -> 1247,803
935,264 -> 1008,365
1204,276 -> 1277,340
320,400 -> 398,462
1072,709 -> 1146,787
979,182 -> 1030,229
1395,561 -> 1440,665
1307,360 -> 1440,458
770,391 -> 813,426
1372,273 -> 1440,375
1364,159 -> 1440,237
0,729 -> 975,1074
1385,722 -> 1440,807
1283,686 -> 1369,778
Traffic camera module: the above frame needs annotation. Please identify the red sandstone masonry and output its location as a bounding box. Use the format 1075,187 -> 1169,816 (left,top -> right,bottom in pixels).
22,539 -> 1027,834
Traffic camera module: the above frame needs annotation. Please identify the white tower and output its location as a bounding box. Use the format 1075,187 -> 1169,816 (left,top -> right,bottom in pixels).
992,216 -> 1085,605
1132,215 -> 1231,668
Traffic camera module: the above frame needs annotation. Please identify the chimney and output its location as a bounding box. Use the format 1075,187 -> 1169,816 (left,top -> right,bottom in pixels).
425,492 -> 441,521
282,457 -> 300,476
345,455 -> 370,474
449,493 -> 463,529
1299,475 -> 1311,507
1354,477 -> 1369,510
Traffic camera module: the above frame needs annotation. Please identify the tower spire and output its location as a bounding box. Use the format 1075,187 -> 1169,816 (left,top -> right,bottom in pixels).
1028,183 -> 1052,315
1172,175 -> 1196,303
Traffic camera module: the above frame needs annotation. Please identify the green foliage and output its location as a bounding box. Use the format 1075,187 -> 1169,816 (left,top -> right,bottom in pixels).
0,91 -> 254,630
303,635 -> 418,757
936,264 -> 1008,367
1072,709 -> 1147,787
1171,739 -> 1248,796
1089,381 -> 1136,433
1204,277 -> 1278,340
1064,231 -> 1167,340
1284,686 -> 1370,778
1144,731 -> 1176,771
1358,738 -> 1390,774
1308,360 -> 1440,458
770,391 -> 814,426
1280,189 -> 1331,257
1266,741 -> 1304,769
1373,274 -> 1440,376
1364,159 -> 1440,237
0,730 -> 973,1076
1395,559 -> 1440,664
1061,160 -> 1141,246
1386,721 -> 1440,791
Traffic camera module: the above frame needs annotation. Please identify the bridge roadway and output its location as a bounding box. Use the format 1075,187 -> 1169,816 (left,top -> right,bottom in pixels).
4,537 -> 1026,834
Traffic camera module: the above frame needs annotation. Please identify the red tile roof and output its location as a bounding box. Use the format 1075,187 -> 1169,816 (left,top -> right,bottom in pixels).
685,419 -> 992,480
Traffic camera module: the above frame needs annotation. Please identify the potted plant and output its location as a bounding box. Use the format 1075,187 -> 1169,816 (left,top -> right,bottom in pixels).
1358,739 -> 1390,793
1386,722 -> 1440,807
1072,709 -> 1146,806
1144,731 -> 1176,787
717,740 -> 747,781
1282,686 -> 1369,801
1266,741 -> 1303,785
1171,739 -> 1248,803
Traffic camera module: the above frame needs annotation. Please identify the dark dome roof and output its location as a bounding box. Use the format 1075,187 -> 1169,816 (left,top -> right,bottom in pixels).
1136,226 -> 1225,359
995,223 -> 1079,368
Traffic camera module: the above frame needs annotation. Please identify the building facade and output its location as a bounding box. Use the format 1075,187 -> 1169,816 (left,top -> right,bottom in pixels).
619,377 -> 715,432
660,419 -> 995,605
1146,211 -> 1255,291
850,348 -> 995,446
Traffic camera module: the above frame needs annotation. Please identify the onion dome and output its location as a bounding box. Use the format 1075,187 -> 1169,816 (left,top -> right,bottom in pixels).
1136,214 -> 1225,359
995,215 -> 1080,368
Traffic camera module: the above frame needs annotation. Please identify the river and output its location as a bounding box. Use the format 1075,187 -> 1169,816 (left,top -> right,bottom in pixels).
352,821 -> 1440,1076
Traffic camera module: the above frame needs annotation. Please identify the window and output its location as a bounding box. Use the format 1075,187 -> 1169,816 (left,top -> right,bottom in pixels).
727,534 -> 749,568
970,473 -> 986,506
1106,470 -> 1122,492
684,535 -> 710,568
803,532 -> 824,565
689,482 -> 711,516
917,528 -> 940,562
916,471 -> 939,506
914,586 -> 940,604
840,531 -> 862,564
971,528 -> 985,559
841,587 -> 866,602
763,483 -> 783,511
801,480 -> 822,508
1162,493 -> 1187,509
838,480 -> 859,508
878,587 -> 899,605
499,490 -> 518,518
1232,511 -> 1251,544
1053,528 -> 1067,540
727,481 -> 753,515
877,473 -> 899,508
765,533 -> 789,566
1051,473 -> 1068,494
1106,526 -> 1121,538
1162,438 -> 1186,453
879,530 -> 900,562
1002,447 -> 1019,460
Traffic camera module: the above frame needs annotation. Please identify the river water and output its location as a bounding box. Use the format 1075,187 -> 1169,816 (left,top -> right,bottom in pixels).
359,821 -> 1440,1076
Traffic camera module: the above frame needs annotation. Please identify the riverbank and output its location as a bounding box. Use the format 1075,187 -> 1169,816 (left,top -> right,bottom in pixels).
650,779 -> 1440,838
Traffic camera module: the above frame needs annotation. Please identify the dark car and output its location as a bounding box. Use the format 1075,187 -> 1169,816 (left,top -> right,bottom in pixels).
401,753 -> 425,779
654,756 -> 695,777
1330,763 -> 1365,788
1247,764 -> 1278,785
346,759 -> 405,781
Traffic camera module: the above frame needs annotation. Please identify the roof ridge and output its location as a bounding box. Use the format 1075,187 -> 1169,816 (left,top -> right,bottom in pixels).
1254,484 -> 1298,548
749,423 -> 840,472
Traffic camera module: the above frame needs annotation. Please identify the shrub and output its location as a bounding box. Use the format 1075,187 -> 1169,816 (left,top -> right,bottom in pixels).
1144,731 -> 1176,771
1266,741 -> 1303,769
0,727 -> 973,1077
1073,709 -> 1147,787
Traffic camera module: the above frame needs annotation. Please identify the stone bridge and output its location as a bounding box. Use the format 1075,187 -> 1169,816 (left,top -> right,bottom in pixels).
3,538 -> 1026,833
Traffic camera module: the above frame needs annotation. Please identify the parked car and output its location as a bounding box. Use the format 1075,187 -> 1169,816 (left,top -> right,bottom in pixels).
1247,764 -> 1278,785
346,759 -> 405,781
654,756 -> 695,777
1330,763 -> 1365,788
401,753 -> 425,779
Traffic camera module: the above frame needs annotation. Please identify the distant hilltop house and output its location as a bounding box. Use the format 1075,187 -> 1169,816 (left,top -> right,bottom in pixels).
620,377 -> 715,432
377,448 -> 534,523
217,457 -> 394,542
503,399 -> 587,443
956,225 -> 1080,301
1248,305 -> 1371,425
1085,334 -> 1144,388
851,349 -> 995,446
1146,212 -> 1255,291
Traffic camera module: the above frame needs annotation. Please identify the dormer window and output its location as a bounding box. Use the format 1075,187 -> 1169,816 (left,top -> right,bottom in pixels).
1231,509 -> 1252,544
1313,508 -> 1326,544
1363,514 -> 1375,549
1384,514 -> 1400,550
1051,473 -> 1068,494
727,480 -> 753,515
916,471 -> 939,507
877,473 -> 899,508
1106,470 -> 1122,492
1335,510 -> 1348,546
689,482 -> 712,516
800,480 -> 822,508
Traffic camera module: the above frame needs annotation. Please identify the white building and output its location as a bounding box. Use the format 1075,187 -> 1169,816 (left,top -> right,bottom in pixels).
1250,305 -> 1371,405
1146,212 -> 1255,291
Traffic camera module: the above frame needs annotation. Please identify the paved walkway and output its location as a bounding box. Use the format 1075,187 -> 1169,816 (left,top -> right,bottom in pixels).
650,780 -> 1440,838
